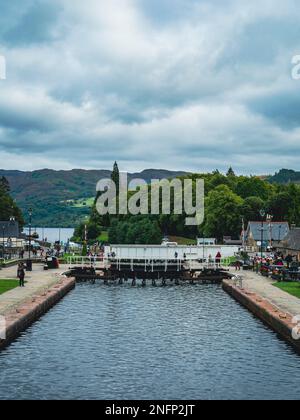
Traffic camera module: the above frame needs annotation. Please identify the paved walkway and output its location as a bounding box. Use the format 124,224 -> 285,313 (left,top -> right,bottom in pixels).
229,268 -> 300,317
0,264 -> 69,316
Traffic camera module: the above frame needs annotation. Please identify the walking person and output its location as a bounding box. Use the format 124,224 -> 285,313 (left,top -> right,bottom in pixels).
215,252 -> 222,267
17,262 -> 25,287
235,259 -> 241,271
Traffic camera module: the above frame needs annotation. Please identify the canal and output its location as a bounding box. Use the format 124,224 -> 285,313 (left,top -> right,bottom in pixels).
0,283 -> 300,400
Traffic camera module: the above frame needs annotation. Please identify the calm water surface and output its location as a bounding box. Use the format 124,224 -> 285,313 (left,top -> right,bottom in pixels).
23,227 -> 74,244
0,283 -> 299,400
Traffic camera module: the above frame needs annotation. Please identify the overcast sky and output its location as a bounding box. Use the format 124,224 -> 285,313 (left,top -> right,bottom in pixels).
0,0 -> 299,174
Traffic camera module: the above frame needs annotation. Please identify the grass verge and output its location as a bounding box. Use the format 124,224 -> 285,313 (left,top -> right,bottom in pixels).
168,236 -> 197,245
0,279 -> 19,295
98,231 -> 109,243
274,282 -> 300,299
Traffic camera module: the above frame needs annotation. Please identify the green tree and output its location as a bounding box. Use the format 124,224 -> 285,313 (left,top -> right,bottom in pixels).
111,161 -> 120,195
0,178 -> 24,227
91,161 -> 120,228
206,173 -> 230,193
109,216 -> 162,245
241,196 -> 265,224
0,176 -> 10,193
286,184 -> 300,225
234,176 -> 270,200
72,221 -> 102,243
203,185 -> 244,241
267,192 -> 290,221
266,184 -> 300,224
226,167 -> 236,177
82,242 -> 88,256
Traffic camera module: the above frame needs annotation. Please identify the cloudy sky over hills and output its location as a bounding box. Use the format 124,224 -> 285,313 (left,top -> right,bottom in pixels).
0,0 -> 299,173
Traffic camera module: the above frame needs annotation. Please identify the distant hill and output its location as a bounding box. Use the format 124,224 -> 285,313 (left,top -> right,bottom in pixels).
268,169 -> 300,184
0,168 -> 187,227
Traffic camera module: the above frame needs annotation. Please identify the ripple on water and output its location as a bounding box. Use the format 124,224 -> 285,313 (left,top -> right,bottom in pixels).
0,283 -> 300,400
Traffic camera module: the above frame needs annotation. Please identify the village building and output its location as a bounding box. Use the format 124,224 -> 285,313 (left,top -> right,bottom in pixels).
0,220 -> 23,257
276,227 -> 300,260
245,221 -> 290,251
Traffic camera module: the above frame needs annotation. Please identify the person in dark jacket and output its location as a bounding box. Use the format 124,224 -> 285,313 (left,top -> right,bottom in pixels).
215,252 -> 222,267
17,263 -> 25,287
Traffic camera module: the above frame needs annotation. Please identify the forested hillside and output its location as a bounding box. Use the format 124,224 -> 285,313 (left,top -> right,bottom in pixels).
1,165 -> 298,232
0,169 -> 187,227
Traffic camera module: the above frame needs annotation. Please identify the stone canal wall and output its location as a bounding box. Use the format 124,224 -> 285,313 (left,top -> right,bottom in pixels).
223,279 -> 300,352
0,277 -> 75,350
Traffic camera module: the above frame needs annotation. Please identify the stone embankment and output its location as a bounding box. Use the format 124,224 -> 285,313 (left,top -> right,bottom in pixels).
223,271 -> 300,352
0,264 -> 75,350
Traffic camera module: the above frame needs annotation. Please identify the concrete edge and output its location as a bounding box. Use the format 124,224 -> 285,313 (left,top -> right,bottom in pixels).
0,277 -> 75,351
222,279 -> 300,353
0,278 -> 66,316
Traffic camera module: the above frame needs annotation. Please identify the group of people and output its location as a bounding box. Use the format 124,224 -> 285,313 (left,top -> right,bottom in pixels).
233,252 -> 297,272
18,248 -> 45,260
252,253 -> 295,269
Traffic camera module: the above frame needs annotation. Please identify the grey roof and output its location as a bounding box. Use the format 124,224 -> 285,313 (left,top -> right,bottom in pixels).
224,240 -> 243,245
246,222 -> 289,242
0,221 -> 20,238
278,228 -> 300,251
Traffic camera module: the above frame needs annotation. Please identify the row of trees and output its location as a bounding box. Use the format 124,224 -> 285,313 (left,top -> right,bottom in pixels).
184,170 -> 300,240
109,216 -> 162,244
73,164 -> 300,244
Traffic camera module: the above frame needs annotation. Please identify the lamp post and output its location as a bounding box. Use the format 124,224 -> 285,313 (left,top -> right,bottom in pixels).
260,209 -> 266,261
278,224 -> 282,243
267,214 -> 274,250
242,218 -> 246,252
27,208 -> 33,271
2,225 -> 5,259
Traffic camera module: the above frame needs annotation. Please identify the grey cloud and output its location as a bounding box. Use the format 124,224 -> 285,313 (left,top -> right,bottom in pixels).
1,0 -> 63,46
138,0 -> 201,25
0,0 -> 300,173
248,88 -> 300,129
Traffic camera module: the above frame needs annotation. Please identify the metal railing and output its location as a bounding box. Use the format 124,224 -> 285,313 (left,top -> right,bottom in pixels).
67,256 -> 231,272
110,258 -> 184,272
68,256 -> 104,268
